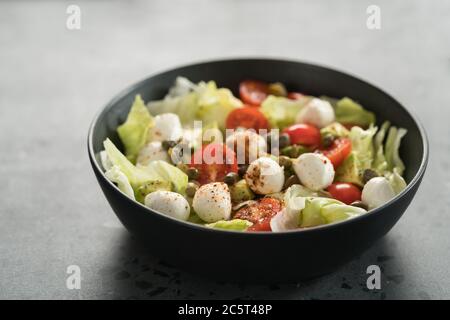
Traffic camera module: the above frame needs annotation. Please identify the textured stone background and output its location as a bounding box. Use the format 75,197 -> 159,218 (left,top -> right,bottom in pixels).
0,0 -> 448,299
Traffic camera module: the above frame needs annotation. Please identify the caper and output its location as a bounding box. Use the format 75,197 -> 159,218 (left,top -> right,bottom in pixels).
321,134 -> 335,148
278,155 -> 292,169
186,182 -> 199,198
284,175 -> 300,189
162,140 -> 177,150
238,164 -> 248,177
224,172 -> 239,185
268,82 -> 288,97
362,168 -> 379,184
279,133 -> 291,149
187,167 -> 199,180
350,201 -> 368,210
281,145 -> 308,158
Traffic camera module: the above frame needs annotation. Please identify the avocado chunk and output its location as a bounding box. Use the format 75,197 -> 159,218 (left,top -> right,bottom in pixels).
230,179 -> 255,203
136,180 -> 172,203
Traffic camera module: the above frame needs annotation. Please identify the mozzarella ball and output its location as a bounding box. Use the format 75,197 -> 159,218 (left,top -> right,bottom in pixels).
245,157 -> 285,194
226,130 -> 267,164
296,98 -> 335,128
362,177 -> 396,209
293,153 -> 335,191
193,182 -> 232,223
144,191 -> 190,221
150,113 -> 183,142
136,141 -> 170,166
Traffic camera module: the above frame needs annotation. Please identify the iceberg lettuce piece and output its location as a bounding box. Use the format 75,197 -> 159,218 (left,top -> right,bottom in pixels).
105,165 -> 136,200
300,197 -> 366,228
386,168 -> 407,194
373,121 -> 390,174
195,81 -> 243,130
275,185 -> 312,230
147,92 -> 199,126
147,79 -> 242,129
300,198 -> 336,227
206,219 -> 253,231
103,138 -> 158,189
261,95 -> 310,130
117,95 -> 153,163
335,97 -> 376,127
349,125 -> 377,170
321,203 -> 367,224
384,126 -> 407,176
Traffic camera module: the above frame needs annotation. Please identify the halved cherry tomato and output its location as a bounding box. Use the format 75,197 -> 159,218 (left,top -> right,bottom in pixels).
190,143 -> 238,185
327,182 -> 362,205
239,80 -> 269,106
226,107 -> 269,131
287,92 -> 304,100
234,198 -> 282,232
319,138 -> 352,168
282,123 -> 321,146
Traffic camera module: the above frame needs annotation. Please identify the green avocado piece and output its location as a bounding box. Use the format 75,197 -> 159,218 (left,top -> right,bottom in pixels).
230,179 -> 255,203
136,180 -> 172,203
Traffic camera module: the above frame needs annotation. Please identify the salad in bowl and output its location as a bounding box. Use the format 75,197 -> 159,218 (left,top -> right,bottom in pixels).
99,77 -> 407,232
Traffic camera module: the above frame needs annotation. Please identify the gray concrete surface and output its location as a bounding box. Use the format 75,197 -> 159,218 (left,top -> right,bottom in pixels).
0,0 -> 449,299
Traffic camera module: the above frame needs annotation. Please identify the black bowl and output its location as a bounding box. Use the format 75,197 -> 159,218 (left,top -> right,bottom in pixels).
88,59 -> 428,282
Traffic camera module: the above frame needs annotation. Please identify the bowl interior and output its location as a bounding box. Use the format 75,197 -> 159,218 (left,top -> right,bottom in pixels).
90,59 -> 425,186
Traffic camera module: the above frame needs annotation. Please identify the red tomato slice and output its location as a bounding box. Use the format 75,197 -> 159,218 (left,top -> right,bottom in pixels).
239,80 -> 269,106
319,138 -> 352,168
282,123 -> 321,146
287,92 -> 304,100
234,198 -> 282,232
226,107 -> 269,131
327,182 -> 362,205
247,219 -> 272,232
190,143 -> 238,185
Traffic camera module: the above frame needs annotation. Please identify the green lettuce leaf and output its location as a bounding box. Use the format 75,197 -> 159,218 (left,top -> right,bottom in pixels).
373,121 -> 390,173
349,125 -> 377,170
335,97 -> 376,127
206,219 -> 253,231
104,165 -> 135,200
261,95 -> 310,130
117,95 -> 153,163
387,168 -> 407,194
147,78 -> 242,129
384,126 -> 407,176
300,197 -> 366,228
195,81 -> 243,130
103,138 -> 158,189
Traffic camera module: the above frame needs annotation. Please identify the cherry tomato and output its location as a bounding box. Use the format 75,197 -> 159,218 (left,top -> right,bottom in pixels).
190,143 -> 238,185
287,92 -> 304,100
327,182 -> 362,205
247,219 -> 272,232
239,80 -> 269,106
319,138 -> 352,168
226,107 -> 269,131
282,123 -> 321,146
234,198 -> 282,232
